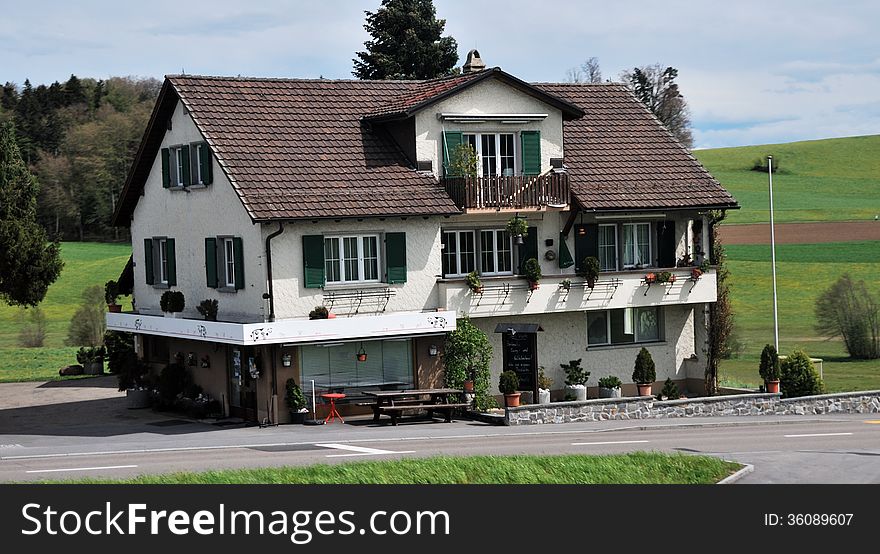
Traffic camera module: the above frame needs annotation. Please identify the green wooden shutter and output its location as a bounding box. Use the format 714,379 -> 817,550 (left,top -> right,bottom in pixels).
179,147 -> 191,186
143,238 -> 154,285
233,237 -> 245,290
517,226 -> 539,275
199,142 -> 213,185
205,238 -> 218,288
161,148 -> 170,188
574,224 -> 599,273
558,231 -> 574,269
166,238 -> 177,286
302,235 -> 325,288
385,232 -> 407,284
442,131 -> 463,176
521,131 -> 541,175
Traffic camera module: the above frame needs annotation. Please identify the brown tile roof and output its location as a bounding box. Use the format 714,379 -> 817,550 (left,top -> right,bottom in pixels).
363,70 -> 487,119
535,83 -> 737,211
168,76 -> 461,220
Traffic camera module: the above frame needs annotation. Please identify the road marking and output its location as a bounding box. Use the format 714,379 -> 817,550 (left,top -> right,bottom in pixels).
783,432 -> 853,438
316,443 -> 414,458
26,465 -> 138,474
571,440 -> 650,446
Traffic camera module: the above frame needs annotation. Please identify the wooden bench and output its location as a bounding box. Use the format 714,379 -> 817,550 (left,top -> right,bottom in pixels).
377,402 -> 471,425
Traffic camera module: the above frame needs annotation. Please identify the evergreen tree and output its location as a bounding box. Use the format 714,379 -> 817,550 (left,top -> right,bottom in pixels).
0,121 -> 63,307
353,0 -> 459,80
1,82 -> 18,111
64,74 -> 87,106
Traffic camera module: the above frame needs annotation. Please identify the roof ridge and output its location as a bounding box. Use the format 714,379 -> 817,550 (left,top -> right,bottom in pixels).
165,72 -> 491,84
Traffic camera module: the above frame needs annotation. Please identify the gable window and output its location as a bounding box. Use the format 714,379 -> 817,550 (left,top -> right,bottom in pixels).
598,224 -> 618,271
144,237 -> 176,287
223,238 -> 236,288
161,142 -> 212,188
442,230 -> 475,277
463,133 -> 517,177
174,147 -> 186,186
324,235 -> 380,284
622,223 -> 651,269
587,307 -> 663,347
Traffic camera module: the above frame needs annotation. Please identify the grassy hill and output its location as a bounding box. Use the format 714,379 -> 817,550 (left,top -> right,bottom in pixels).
0,242 -> 131,382
694,135 -> 880,225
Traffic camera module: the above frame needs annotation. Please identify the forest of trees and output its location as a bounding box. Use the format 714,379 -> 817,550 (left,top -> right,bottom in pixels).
0,75 -> 160,241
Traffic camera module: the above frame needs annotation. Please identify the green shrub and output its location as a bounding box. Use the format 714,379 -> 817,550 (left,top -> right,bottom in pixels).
66,284 -> 106,346
661,378 -> 679,400
104,280 -> 119,305
116,351 -> 149,392
465,271 -> 482,292
18,306 -> 47,347
285,378 -> 307,411
780,350 -> 825,398
444,317 -> 493,411
499,371 -> 519,395
523,258 -> 542,284
158,361 -> 191,404
104,331 -> 134,375
537,367 -> 553,390
448,143 -> 478,177
758,343 -> 780,382
308,306 -> 329,319
506,216 -> 528,238
160,290 -> 185,313
815,274 -> 880,359
561,358 -> 589,386
578,256 -> 600,287
197,299 -> 219,321
598,375 -> 622,389
632,347 -> 656,384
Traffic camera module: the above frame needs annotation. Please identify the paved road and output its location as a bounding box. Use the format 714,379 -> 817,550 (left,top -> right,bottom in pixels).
2,413 -> 879,482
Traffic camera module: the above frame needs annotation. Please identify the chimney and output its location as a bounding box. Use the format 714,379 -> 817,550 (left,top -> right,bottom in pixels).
462,49 -> 486,74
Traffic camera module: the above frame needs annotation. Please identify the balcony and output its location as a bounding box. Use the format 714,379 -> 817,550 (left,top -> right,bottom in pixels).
442,173 -> 570,212
437,268 -> 717,318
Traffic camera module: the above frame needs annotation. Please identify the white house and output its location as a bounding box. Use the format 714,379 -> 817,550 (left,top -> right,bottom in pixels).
108,51 -> 738,423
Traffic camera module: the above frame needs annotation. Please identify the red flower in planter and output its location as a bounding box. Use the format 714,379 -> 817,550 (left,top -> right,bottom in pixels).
644,272 -> 657,284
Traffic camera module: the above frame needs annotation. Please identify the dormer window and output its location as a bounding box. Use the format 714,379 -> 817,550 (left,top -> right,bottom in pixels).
463,133 -> 516,176
160,142 -> 213,188
443,130 -> 541,177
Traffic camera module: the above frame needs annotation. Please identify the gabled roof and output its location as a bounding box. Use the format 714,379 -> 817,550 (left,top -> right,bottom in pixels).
535,83 -> 738,212
363,67 -> 585,122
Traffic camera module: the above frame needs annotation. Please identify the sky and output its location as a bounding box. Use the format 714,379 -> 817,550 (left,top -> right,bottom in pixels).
2,0 -> 878,149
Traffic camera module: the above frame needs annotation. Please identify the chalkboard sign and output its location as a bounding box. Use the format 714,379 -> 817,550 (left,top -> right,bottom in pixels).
502,332 -> 537,393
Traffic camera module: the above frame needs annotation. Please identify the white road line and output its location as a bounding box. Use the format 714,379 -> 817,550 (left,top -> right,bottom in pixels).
26,465 -> 138,474
571,440 -> 650,446
316,443 -> 414,458
783,432 -> 854,438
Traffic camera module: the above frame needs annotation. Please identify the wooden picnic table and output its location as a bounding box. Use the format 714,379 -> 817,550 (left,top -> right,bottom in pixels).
362,388 -> 469,425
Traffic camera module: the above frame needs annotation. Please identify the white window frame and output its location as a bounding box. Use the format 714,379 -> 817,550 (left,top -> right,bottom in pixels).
324,234 -> 381,284
158,238 -> 169,285
442,230 -> 476,278
587,307 -> 663,347
478,228 -> 513,276
462,133 -> 518,177
622,222 -> 652,269
598,223 -> 618,271
173,146 -> 186,187
194,143 -> 204,185
223,237 -> 235,288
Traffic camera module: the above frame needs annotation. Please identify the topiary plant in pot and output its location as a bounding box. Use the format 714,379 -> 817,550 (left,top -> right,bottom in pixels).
758,343 -> 781,393
597,375 -> 623,398
285,378 -> 308,423
197,299 -> 219,321
466,271 -> 483,294
104,280 -> 121,312
160,290 -> 185,317
561,358 -> 589,401
523,258 -> 542,291
579,256 -> 600,289
499,370 -> 521,407
632,347 -> 656,396
537,366 -> 553,404
506,216 -> 529,245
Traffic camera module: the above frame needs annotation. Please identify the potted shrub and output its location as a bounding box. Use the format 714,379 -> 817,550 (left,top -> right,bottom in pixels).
76,346 -> 106,375
561,358 -> 589,401
597,375 -> 623,398
655,271 -> 675,284
499,370 -> 521,407
537,366 -> 552,404
466,271 -> 483,294
660,377 -> 680,400
579,256 -> 600,288
116,351 -> 151,408
285,378 -> 308,423
160,290 -> 185,318
780,350 -> 825,398
104,280 -> 121,313
759,343 -> 781,393
197,299 -> 219,321
523,258 -> 542,290
506,216 -> 529,245
632,347 -> 656,396
559,278 -> 572,291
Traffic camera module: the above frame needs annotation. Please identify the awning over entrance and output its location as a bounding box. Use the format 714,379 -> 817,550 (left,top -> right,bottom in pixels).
494,323 -> 544,334
106,310 -> 456,346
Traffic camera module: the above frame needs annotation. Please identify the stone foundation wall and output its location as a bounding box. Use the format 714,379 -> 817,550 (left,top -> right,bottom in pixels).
505,390 -> 880,425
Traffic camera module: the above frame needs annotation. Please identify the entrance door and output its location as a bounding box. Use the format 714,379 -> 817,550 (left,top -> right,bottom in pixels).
229,346 -> 258,420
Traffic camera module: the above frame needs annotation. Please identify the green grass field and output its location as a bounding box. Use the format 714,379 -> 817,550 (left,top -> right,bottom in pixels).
719,241 -> 880,391
47,453 -> 740,484
694,135 -> 880,225
0,242 -> 131,382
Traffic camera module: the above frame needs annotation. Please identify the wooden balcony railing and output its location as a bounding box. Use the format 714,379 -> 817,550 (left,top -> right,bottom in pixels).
442,173 -> 570,211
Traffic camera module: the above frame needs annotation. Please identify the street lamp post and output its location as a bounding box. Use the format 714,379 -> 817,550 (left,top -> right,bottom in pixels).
768,156 -> 780,352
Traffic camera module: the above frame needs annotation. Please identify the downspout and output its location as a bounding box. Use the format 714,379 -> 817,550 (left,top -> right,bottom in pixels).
264,221 -> 285,322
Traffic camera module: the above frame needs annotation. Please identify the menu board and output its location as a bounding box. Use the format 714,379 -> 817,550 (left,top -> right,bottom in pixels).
502,333 -> 536,392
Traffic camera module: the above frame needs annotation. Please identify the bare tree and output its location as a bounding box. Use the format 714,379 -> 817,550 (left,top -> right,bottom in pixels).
565,57 -> 602,84
620,63 -> 693,149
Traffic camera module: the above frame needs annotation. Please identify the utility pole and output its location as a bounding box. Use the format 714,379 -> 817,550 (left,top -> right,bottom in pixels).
768,156 -> 779,352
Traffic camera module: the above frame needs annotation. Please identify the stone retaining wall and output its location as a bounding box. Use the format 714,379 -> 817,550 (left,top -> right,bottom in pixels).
505,390 -> 880,425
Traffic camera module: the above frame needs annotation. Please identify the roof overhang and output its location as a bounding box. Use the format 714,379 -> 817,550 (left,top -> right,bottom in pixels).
107,310 -> 457,346
438,113 -> 548,124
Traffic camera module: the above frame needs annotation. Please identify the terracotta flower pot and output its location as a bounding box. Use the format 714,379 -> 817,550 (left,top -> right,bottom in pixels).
327,312 -> 336,319
504,392 -> 521,408
766,380 -> 780,393
637,383 -> 653,396
107,303 -> 122,313
691,268 -> 703,279
463,380 -> 475,393
356,353 -> 367,362
528,281 -> 539,291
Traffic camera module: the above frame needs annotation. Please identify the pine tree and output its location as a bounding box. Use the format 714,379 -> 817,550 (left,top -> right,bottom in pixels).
0,121 -> 63,306
353,0 -> 459,80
